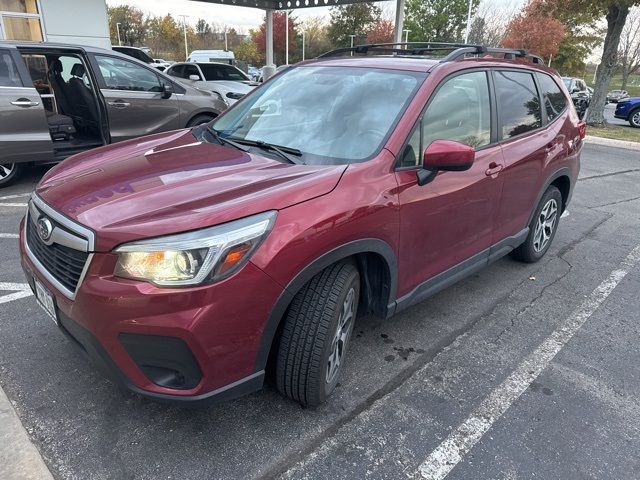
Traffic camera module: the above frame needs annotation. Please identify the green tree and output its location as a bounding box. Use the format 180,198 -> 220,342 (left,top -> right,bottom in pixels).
108,6 -> 145,46
301,17 -> 331,58
403,0 -> 480,42
196,18 -> 212,36
327,4 -> 382,47
235,39 -> 261,65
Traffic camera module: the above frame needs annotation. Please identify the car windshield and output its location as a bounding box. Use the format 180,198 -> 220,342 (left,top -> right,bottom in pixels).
211,66 -> 425,164
611,90 -> 622,94
200,64 -> 249,82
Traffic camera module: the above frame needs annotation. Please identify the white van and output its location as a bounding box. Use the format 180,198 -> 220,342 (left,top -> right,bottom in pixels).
187,50 -> 235,65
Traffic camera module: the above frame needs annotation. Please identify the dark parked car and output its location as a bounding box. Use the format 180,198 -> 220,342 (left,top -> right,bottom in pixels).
606,89 -> 629,103
562,77 -> 590,119
0,41 -> 227,187
614,97 -> 640,127
20,44 -> 583,407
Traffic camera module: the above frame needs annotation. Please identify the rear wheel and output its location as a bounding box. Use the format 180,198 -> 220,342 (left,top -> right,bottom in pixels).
0,163 -> 23,188
186,114 -> 215,128
629,108 -> 640,128
512,186 -> 562,263
276,261 -> 360,407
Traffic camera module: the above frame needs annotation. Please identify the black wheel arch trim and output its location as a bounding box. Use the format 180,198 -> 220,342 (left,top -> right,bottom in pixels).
254,238 -> 398,371
526,167 -> 573,226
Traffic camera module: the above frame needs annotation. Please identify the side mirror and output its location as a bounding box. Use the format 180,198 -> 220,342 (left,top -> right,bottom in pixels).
161,83 -> 174,99
417,140 -> 475,186
189,74 -> 201,81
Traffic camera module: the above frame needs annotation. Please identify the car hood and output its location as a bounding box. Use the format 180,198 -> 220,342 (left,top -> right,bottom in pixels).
201,80 -> 254,93
36,129 -> 346,252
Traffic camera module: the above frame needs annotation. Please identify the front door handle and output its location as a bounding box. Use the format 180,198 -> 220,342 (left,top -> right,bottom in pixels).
107,100 -> 131,109
485,162 -> 504,176
11,98 -> 39,107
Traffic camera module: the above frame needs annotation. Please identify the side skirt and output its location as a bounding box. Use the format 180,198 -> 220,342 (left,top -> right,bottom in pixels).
388,228 -> 528,318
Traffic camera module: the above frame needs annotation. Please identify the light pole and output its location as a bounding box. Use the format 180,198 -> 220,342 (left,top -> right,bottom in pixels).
116,22 -> 122,46
302,30 -> 305,61
464,0 -> 473,44
224,30 -> 228,50
285,10 -> 289,65
349,34 -> 356,56
180,15 -> 189,61
403,29 -> 410,45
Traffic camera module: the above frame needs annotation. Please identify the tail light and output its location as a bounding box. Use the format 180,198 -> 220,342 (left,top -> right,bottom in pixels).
578,121 -> 586,139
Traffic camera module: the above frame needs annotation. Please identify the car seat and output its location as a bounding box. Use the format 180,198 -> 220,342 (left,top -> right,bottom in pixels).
68,63 -> 100,130
46,111 -> 76,141
44,59 -> 76,141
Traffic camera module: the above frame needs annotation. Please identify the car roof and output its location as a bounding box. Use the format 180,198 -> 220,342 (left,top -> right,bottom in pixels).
0,40 -> 113,54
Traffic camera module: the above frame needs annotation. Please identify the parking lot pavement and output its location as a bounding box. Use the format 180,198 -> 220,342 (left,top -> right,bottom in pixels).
0,144 -> 639,480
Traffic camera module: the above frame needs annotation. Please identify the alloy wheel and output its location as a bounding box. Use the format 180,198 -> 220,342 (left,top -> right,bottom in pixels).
0,163 -> 14,180
632,111 -> 640,127
532,198 -> 558,253
326,287 -> 355,384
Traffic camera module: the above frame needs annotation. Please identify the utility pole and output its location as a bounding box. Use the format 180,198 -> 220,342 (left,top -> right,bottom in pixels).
302,30 -> 305,61
285,10 -> 289,65
464,0 -> 473,44
116,22 -> 122,46
349,34 -> 356,56
180,15 -> 189,61
224,30 -> 228,50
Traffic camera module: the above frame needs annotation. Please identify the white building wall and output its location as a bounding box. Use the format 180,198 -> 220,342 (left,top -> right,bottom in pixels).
40,0 -> 111,49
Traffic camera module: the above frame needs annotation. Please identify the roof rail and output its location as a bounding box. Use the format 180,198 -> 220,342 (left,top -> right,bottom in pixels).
317,42 -> 544,65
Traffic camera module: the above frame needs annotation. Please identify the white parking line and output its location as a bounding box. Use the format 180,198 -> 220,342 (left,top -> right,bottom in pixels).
415,243 -> 640,480
0,233 -> 19,239
0,290 -> 32,305
0,193 -> 30,201
0,282 -> 31,291
0,203 -> 27,208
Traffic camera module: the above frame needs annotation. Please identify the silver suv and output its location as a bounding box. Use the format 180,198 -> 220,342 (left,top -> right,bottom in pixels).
0,41 -> 227,187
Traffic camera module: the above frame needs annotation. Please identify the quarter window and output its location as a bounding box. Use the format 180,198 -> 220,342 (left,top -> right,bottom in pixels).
96,56 -> 163,92
538,74 -> 566,123
495,71 -> 541,139
0,50 -> 21,87
422,71 -> 491,149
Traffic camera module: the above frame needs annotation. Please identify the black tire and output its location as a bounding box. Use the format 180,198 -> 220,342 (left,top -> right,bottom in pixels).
186,114 -> 215,128
512,185 -> 563,263
629,108 -> 640,128
276,261 -> 360,407
0,163 -> 24,188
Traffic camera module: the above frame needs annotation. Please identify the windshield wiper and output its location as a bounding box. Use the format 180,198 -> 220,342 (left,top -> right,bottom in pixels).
205,126 -> 250,152
232,139 -> 303,165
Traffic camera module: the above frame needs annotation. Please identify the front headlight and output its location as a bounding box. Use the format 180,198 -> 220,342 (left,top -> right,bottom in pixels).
114,211 -> 276,286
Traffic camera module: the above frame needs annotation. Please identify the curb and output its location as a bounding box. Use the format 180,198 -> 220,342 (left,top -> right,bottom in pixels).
0,385 -> 54,480
585,135 -> 640,151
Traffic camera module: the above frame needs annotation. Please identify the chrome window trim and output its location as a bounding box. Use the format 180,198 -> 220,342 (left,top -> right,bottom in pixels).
25,194 -> 96,299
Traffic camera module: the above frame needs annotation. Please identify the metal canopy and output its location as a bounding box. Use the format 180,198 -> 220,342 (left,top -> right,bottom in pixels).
192,0 -> 387,10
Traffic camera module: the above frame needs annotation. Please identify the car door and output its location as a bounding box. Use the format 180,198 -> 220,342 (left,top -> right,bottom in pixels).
91,54 -> 180,142
491,69 -> 551,242
394,70 -> 505,295
0,48 -> 53,164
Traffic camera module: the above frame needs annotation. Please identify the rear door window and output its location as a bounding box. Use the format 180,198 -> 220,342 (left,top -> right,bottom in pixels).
495,70 -> 541,139
0,50 -> 22,87
538,74 -> 567,123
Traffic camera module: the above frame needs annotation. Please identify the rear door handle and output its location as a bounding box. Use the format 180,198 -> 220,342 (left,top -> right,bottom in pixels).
485,162 -> 504,176
11,98 -> 39,107
107,100 -> 131,109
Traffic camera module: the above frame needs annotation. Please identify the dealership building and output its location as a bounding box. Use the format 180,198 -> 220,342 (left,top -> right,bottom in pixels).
0,0 -> 110,48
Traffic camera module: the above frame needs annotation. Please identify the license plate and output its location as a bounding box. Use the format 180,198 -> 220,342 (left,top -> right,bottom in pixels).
34,278 -> 57,324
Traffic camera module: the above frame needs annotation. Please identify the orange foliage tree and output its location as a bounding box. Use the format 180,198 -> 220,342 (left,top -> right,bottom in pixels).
501,0 -> 566,60
366,19 -> 395,44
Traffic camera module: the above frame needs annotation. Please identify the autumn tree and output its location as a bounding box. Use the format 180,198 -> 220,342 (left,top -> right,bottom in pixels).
366,19 -> 395,43
108,6 -> 145,46
467,2 -> 517,46
235,38 -> 261,65
502,0 -> 567,60
255,11 -> 298,65
403,0 -> 480,42
618,6 -> 640,89
327,3 -> 382,46
300,17 -> 331,58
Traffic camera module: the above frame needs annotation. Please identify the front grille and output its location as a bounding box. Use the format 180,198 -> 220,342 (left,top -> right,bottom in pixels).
26,216 -> 89,293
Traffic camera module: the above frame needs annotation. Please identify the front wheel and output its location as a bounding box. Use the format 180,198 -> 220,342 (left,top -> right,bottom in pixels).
276,261 -> 360,407
0,163 -> 24,188
186,114 -> 215,128
629,109 -> 640,128
512,186 -> 562,263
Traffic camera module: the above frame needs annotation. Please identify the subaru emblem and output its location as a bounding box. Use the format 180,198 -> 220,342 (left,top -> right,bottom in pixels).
37,217 -> 53,242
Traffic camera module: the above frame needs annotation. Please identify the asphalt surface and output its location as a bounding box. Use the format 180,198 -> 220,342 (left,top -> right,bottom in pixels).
1,143 -> 639,480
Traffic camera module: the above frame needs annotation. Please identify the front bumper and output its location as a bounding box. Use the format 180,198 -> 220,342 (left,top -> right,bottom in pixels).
20,218 -> 283,406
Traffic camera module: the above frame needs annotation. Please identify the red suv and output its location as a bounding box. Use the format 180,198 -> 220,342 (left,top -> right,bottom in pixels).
20,44 -> 583,407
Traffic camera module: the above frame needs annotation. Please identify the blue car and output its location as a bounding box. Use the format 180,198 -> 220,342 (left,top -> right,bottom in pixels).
615,97 -> 640,128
